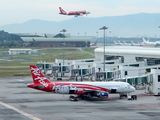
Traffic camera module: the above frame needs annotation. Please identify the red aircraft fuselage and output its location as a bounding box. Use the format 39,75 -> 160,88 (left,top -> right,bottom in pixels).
59,7 -> 90,17
27,65 -> 135,100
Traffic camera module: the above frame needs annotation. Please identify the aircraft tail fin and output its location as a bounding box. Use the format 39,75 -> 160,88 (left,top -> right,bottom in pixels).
59,7 -> 66,15
142,38 -> 148,42
90,41 -> 97,46
131,41 -> 134,46
30,65 -> 51,85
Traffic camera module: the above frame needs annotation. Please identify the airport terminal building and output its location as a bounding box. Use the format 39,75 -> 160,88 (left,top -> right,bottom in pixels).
37,46 -> 160,95
94,46 -> 160,65
11,33 -> 92,47
94,46 -> 160,94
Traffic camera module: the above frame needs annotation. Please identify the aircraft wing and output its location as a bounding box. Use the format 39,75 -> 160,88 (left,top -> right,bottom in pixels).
83,88 -> 117,94
75,89 -> 109,98
75,12 -> 84,16
84,90 -> 99,94
75,12 -> 81,15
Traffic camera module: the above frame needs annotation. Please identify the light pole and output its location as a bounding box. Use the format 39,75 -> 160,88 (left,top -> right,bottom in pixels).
99,26 -> 108,71
85,32 -> 87,36
60,29 -> 67,65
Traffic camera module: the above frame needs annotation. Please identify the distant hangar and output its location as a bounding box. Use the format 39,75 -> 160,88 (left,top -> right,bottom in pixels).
11,33 -> 92,47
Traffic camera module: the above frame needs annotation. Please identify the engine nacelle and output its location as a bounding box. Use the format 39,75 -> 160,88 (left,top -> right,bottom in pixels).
97,92 -> 109,98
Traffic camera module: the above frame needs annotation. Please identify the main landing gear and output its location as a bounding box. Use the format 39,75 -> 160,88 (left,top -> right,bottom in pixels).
69,95 -> 79,101
119,93 -> 127,99
78,95 -> 91,100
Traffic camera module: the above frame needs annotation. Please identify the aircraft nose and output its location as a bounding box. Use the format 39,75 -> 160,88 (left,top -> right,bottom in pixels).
132,86 -> 136,91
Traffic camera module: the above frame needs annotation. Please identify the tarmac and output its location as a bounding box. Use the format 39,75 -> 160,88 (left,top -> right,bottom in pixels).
0,76 -> 160,120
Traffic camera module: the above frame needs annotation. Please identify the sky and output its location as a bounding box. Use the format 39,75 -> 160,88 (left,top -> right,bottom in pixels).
0,0 -> 160,26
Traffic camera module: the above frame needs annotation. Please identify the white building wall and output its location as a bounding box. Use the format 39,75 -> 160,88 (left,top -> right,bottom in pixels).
94,51 -> 104,61
8,49 -> 32,55
151,69 -> 160,94
138,69 -> 146,76
94,46 -> 160,63
119,66 -> 139,78
123,55 -> 136,63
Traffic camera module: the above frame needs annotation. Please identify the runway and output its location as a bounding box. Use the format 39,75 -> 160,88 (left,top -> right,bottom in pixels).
0,76 -> 160,120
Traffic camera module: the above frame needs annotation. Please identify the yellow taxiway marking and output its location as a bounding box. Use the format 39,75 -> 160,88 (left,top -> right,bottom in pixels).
0,101 -> 42,120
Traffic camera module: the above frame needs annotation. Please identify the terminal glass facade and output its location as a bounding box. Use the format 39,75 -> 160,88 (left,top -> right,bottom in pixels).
136,57 -> 160,66
127,76 -> 147,85
114,76 -> 149,86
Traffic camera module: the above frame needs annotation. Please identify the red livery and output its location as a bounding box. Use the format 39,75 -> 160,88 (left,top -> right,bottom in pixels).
59,7 -> 91,17
28,65 -> 135,100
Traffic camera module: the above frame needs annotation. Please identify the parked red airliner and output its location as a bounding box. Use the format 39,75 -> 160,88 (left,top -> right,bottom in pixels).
90,41 -> 97,46
59,7 -> 91,17
27,65 -> 135,100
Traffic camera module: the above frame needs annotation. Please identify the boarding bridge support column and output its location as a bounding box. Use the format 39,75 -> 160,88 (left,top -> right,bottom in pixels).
151,69 -> 160,94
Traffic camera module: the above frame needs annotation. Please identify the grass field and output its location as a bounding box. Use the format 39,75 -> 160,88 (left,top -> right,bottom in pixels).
0,67 -> 31,77
0,47 -> 95,77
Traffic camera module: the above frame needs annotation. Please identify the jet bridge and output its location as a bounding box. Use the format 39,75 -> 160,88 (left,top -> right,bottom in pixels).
95,72 -> 107,81
36,63 -> 53,75
59,65 -> 72,77
52,66 -> 60,77
70,67 -> 95,81
36,63 -> 72,78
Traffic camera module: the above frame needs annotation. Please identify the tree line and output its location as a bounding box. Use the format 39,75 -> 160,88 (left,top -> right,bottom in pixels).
0,30 -> 22,48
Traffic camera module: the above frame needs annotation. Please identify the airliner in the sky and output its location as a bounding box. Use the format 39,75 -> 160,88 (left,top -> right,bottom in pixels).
59,7 -> 91,17
27,65 -> 135,100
